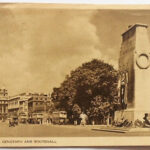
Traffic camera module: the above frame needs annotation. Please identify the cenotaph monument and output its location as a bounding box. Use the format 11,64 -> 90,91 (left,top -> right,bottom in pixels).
115,23 -> 150,122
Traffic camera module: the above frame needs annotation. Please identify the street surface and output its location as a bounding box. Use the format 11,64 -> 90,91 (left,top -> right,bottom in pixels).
1,122 -> 150,137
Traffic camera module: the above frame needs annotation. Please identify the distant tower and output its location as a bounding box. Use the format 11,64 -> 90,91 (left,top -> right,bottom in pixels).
0,88 -> 8,97
0,88 -> 8,121
115,23 -> 150,122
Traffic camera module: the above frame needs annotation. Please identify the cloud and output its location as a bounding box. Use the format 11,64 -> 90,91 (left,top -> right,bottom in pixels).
0,8 -> 104,95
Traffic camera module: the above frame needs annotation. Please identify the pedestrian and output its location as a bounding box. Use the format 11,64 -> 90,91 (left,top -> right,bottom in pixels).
74,120 -> 77,126
80,112 -> 87,126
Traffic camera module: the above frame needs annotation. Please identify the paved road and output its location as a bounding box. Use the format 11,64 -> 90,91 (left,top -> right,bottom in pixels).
1,122 -> 150,137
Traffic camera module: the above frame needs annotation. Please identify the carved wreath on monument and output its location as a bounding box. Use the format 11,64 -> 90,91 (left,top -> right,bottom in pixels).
136,53 -> 150,69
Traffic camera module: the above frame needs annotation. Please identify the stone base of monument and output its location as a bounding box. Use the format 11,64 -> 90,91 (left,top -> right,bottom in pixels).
114,109 -> 150,122
92,109 -> 150,133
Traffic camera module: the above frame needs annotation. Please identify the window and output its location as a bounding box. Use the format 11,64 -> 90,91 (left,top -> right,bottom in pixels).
20,102 -> 23,105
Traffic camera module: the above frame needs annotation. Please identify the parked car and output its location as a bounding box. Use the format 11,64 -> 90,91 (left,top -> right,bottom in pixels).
8,117 -> 18,127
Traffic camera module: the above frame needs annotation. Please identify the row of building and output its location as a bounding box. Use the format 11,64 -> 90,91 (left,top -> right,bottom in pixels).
0,88 -> 52,124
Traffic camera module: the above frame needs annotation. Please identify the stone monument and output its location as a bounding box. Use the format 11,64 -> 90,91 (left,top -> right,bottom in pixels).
115,23 -> 150,122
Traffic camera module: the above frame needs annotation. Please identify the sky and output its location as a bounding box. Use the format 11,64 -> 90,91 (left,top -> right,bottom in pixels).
1,4 -> 150,95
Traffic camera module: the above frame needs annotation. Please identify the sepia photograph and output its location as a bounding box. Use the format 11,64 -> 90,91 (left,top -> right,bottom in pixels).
1,3 -> 150,147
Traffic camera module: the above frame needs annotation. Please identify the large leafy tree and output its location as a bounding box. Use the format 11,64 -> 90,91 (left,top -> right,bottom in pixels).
51,59 -> 119,124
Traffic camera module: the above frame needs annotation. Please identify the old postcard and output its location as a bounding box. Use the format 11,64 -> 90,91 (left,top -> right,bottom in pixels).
1,3 -> 150,147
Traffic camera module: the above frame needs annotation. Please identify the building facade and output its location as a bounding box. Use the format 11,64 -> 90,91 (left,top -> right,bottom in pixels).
0,88 -> 9,121
28,93 -> 51,124
8,95 -> 20,118
8,92 -> 51,124
8,94 -> 32,122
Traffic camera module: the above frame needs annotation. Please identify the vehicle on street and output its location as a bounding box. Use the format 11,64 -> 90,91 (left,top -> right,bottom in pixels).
8,117 -> 18,127
52,111 -> 67,125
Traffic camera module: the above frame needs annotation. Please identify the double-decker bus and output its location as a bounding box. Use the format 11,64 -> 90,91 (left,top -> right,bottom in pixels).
52,111 -> 67,125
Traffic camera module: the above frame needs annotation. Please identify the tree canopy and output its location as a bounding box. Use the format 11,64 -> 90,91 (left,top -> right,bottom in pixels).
51,59 -> 119,124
